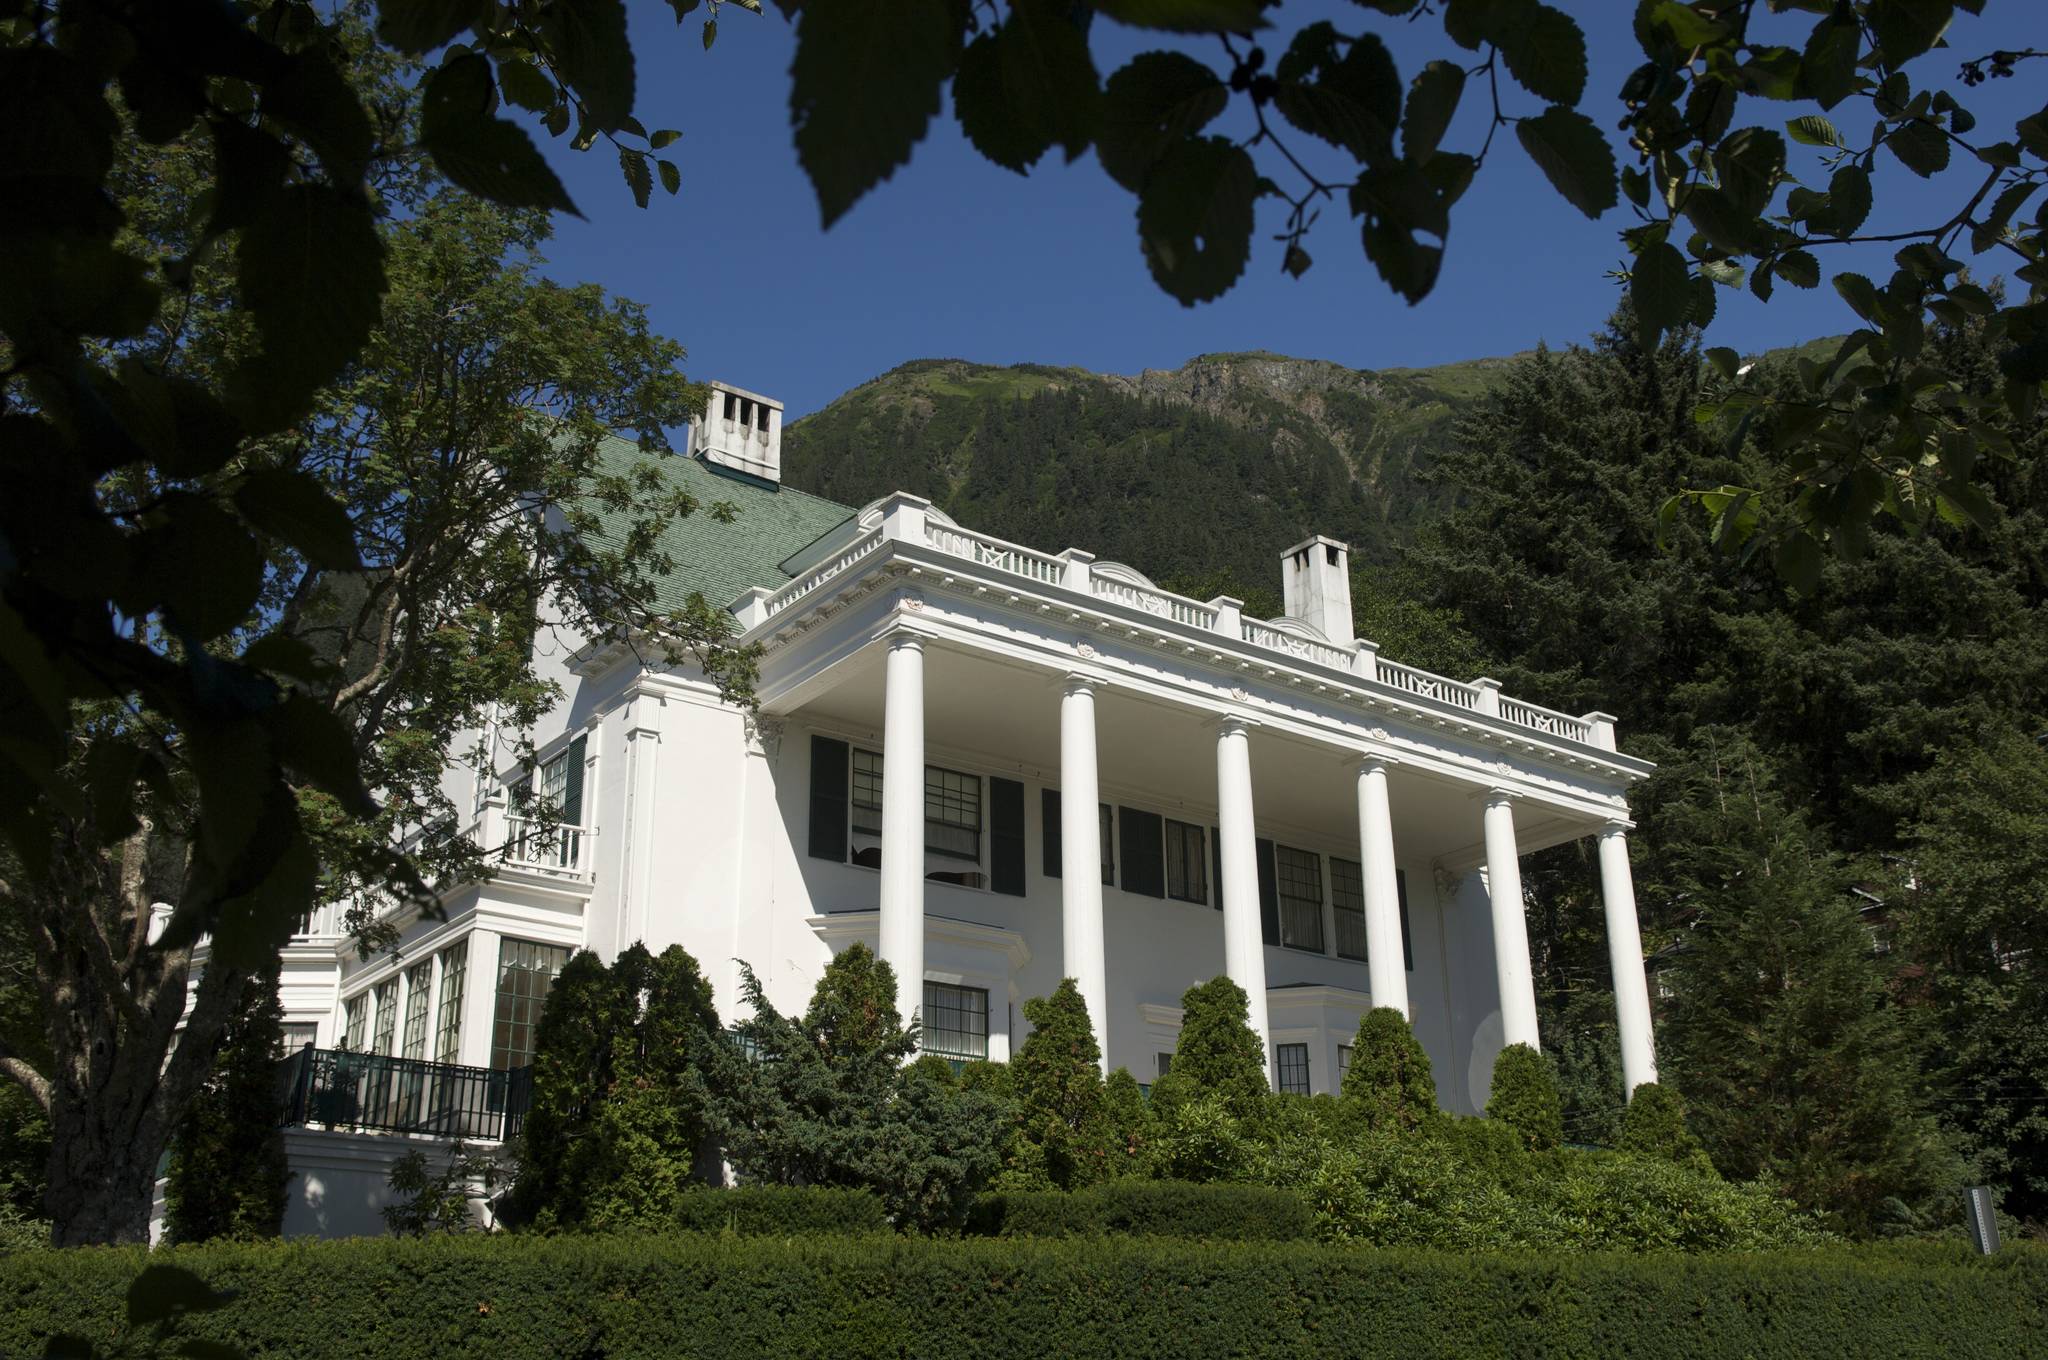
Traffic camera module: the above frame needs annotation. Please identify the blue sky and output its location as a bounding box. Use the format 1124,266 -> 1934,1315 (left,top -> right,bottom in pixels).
535,1 -> 2045,418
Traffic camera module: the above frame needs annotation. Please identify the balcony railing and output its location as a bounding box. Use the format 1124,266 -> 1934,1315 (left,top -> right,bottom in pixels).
278,1046 -> 534,1143
736,496 -> 1621,752
501,816 -> 591,876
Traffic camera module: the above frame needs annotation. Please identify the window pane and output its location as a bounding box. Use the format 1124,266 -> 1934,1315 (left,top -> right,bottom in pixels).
342,993 -> 368,1051
1166,819 -> 1208,904
1099,803 -> 1114,886
539,749 -> 568,812
401,962 -> 434,1060
370,980 -> 398,1056
1156,1051 -> 1174,1079
434,941 -> 468,1065
1331,856 -> 1368,961
924,765 -> 981,861
1276,1042 -> 1311,1096
490,939 -> 571,1071
922,982 -> 988,1061
1276,845 -> 1325,953
1338,1044 -> 1353,1082
851,749 -> 883,835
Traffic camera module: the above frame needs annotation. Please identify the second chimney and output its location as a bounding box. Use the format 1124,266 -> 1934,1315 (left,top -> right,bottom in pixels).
1281,535 -> 1354,647
690,380 -> 783,483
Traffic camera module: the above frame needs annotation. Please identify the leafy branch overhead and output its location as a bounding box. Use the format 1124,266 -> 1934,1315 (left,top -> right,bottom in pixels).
782,0 -> 2047,587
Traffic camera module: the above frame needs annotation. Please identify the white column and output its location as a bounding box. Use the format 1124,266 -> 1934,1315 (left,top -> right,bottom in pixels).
1599,822 -> 1659,1097
1059,675 -> 1109,1071
1356,758 -> 1408,1018
1482,790 -> 1541,1050
1215,716 -> 1271,1078
878,633 -> 927,1040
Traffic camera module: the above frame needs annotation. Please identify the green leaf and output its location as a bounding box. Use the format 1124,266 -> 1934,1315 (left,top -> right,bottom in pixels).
1681,186 -> 1766,254
1886,118 -> 1949,177
1499,2 -> 1587,106
791,0 -> 960,227
1136,135 -> 1258,305
1094,0 -> 1265,33
1826,164 -> 1872,235
953,0 -> 1100,174
1868,0 -> 1953,67
272,692 -> 371,806
127,1266 -> 228,1327
1273,30 -> 1400,167
620,147 -> 652,207
1775,531 -> 1823,594
540,0 -> 636,132
1797,8 -> 1861,110
1716,127 -> 1785,215
1833,271 -> 1884,323
377,0 -> 488,53
703,16 -> 717,48
421,56 -> 579,214
658,157 -> 681,194
228,185 -> 387,433
1705,345 -> 1740,379
263,49 -> 374,184
1785,114 -> 1842,147
136,496 -> 266,640
1096,52 -> 1227,193
1515,106 -> 1616,218
1689,272 -> 1717,327
1631,240 -> 1693,339
1402,60 -> 1464,162
495,59 -> 557,114
234,469 -> 361,570
1776,248 -> 1820,288
649,128 -> 681,150
1645,0 -> 1728,49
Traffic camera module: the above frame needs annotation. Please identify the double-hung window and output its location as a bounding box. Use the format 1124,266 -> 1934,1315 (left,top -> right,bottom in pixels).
342,993 -> 369,1051
1331,857 -> 1368,961
922,982 -> 989,1061
1275,1042 -> 1311,1096
370,979 -> 399,1055
434,941 -> 468,1065
1165,819 -> 1208,905
400,962 -> 434,1060
849,750 -> 984,863
1275,845 -> 1326,953
490,939 -> 571,1071
850,749 -> 884,838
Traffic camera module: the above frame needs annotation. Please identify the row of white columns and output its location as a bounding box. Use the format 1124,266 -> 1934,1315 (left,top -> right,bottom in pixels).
872,631 -> 1657,1097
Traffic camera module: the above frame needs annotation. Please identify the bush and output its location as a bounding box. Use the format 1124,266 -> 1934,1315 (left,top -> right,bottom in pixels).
672,1186 -> 888,1236
1008,980 -> 1106,1190
4,1235 -> 2043,1358
164,964 -> 289,1243
972,1181 -> 1312,1241
1151,977 -> 1267,1120
1617,1082 -> 1714,1172
1487,1044 -> 1565,1152
1343,1007 -> 1442,1134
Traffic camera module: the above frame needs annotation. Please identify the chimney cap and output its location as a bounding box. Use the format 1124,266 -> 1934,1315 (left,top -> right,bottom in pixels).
1281,533 -> 1350,560
704,378 -> 784,412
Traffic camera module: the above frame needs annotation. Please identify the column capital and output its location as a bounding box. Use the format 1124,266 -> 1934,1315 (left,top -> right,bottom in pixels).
1214,713 -> 1259,739
1356,753 -> 1394,778
1482,786 -> 1516,808
1061,671 -> 1101,698
1599,818 -> 1632,840
885,630 -> 927,655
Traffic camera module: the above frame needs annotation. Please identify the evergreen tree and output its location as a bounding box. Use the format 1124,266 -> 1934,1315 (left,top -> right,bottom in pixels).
1486,1044 -> 1564,1152
512,944 -> 724,1231
1008,980 -> 1107,1190
1342,1007 -> 1441,1135
1151,976 -> 1269,1121
1658,740 -> 1955,1235
1616,1083 -> 1713,1174
164,966 -> 289,1243
1098,1068 -> 1153,1181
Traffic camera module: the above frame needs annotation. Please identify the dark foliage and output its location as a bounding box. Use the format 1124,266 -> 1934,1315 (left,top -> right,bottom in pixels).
163,966 -> 288,1244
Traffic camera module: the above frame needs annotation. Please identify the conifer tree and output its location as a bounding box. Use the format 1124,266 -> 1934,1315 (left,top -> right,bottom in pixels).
164,965 -> 289,1243
1342,1007 -> 1442,1135
1486,1044 -> 1564,1152
1150,976 -> 1268,1121
1009,979 -> 1107,1190
1616,1083 -> 1713,1174
1098,1068 -> 1153,1181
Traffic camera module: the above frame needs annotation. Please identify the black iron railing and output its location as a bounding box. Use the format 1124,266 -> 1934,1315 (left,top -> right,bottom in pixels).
278,1046 -> 534,1143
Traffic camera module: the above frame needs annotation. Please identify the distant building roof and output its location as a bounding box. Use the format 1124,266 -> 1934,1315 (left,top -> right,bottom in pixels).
584,432 -> 855,611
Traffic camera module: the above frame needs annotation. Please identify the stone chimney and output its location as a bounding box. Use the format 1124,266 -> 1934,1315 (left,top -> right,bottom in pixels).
689,380 -> 783,483
1281,534 -> 1354,646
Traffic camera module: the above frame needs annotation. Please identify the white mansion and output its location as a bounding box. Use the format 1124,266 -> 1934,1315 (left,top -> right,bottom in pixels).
243,382 -> 1660,1238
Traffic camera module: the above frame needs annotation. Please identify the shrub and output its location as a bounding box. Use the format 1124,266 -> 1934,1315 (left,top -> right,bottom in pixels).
958,1060 -> 1014,1099
164,965 -> 289,1243
384,1143 -> 503,1237
1152,977 -> 1267,1120
906,1053 -> 957,1087
1487,1044 -> 1565,1151
672,1186 -> 888,1236
971,1181 -> 1312,1241
1097,1068 -> 1152,1179
1148,1092 -> 1256,1184
1009,980 -> 1106,1190
1343,1007 -> 1442,1133
1617,1082 -> 1715,1173
5,1235 -> 2042,1359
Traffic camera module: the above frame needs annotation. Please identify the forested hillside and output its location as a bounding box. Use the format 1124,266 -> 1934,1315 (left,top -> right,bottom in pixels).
780,352 -> 1512,583
788,323 -> 2048,1236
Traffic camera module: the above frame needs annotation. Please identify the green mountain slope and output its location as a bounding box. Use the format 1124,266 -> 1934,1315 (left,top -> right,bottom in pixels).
780,351 -> 1517,590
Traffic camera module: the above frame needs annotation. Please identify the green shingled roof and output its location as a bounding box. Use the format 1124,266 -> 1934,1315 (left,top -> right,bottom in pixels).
586,432 -> 856,612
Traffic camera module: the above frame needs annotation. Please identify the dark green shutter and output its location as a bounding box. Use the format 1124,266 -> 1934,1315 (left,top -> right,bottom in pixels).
1042,789 -> 1062,879
561,734 -> 587,825
991,778 -> 1025,896
808,736 -> 849,862
1120,807 -> 1165,899
1256,838 -> 1279,946
1212,829 -> 1224,911
1397,868 -> 1413,971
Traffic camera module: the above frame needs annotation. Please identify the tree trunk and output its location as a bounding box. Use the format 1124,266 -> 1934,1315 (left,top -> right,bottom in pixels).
45,1094 -> 166,1247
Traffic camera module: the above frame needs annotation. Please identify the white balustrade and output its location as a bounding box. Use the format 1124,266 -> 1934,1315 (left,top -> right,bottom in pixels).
1377,657 -> 1482,711
925,522 -> 1065,586
1239,618 -> 1357,672
1092,576 -> 1220,629
501,816 -> 592,876
1499,696 -> 1595,743
759,528 -> 887,621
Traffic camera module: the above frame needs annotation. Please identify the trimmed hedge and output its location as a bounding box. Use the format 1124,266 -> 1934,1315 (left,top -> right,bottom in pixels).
972,1180 -> 1313,1241
4,1236 -> 2043,1359
671,1186 -> 888,1237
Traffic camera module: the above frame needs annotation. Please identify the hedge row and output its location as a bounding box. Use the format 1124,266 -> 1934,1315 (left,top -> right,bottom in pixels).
672,1186 -> 888,1236
5,1236 -> 2042,1359
970,1180 -> 1313,1240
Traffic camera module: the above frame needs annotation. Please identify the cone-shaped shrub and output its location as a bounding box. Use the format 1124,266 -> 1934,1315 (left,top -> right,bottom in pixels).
1487,1043 -> 1564,1151
1011,979 -> 1106,1189
1617,1081 -> 1714,1172
1152,976 -> 1268,1121
1341,1007 -> 1441,1134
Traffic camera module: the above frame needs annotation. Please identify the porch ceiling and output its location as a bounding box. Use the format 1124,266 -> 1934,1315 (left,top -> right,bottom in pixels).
783,642 -> 1595,864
